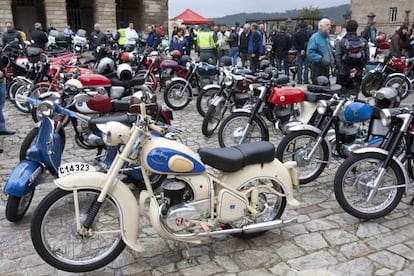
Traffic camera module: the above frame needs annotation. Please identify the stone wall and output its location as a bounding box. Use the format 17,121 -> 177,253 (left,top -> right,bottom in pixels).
94,0 -> 117,31
142,0 -> 168,29
0,0 -> 13,26
44,0 -> 67,31
351,0 -> 412,36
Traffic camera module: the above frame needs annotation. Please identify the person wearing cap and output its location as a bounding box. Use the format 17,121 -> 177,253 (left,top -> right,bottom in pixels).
30,22 -> 48,49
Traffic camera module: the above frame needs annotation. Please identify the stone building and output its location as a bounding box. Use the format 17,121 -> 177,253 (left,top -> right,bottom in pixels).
350,0 -> 412,36
0,0 -> 168,38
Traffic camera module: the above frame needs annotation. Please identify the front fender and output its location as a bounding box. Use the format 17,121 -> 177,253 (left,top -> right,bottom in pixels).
220,160 -> 300,207
351,147 -> 410,192
4,160 -> 44,197
202,84 -> 221,91
170,77 -> 189,85
386,73 -> 406,79
288,124 -> 321,134
55,172 -> 143,252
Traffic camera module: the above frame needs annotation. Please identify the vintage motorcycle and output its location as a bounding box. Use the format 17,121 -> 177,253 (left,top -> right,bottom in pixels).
30,96 -> 299,272
276,86 -> 400,184
334,104 -> 414,220
382,56 -> 414,100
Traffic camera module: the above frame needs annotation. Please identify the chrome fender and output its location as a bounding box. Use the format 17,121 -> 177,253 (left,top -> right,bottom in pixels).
54,172 -> 143,252
385,73 -> 412,88
202,84 -> 221,91
170,77 -> 190,85
220,160 -> 300,207
211,95 -> 225,106
351,147 -> 410,191
298,102 -> 317,124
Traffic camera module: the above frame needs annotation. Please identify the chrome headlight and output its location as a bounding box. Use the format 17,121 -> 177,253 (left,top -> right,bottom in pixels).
317,100 -> 328,114
186,62 -> 191,71
380,109 -> 392,127
38,100 -> 55,117
224,76 -> 233,87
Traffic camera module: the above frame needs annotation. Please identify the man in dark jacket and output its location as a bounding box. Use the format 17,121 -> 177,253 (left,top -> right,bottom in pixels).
30,22 -> 48,50
292,22 -> 311,84
248,23 -> 264,72
390,25 -> 409,57
2,22 -> 24,47
147,25 -> 161,49
89,23 -> 107,51
239,24 -> 251,67
335,20 -> 369,95
273,26 -> 291,77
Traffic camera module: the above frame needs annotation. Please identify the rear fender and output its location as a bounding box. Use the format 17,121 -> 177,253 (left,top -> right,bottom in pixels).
4,160 -> 44,197
55,172 -> 143,252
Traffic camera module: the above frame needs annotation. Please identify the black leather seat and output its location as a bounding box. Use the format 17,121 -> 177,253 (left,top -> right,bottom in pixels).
304,91 -> 333,102
198,141 -> 275,172
110,76 -> 145,88
88,114 -> 137,133
111,100 -> 130,112
306,84 -> 342,93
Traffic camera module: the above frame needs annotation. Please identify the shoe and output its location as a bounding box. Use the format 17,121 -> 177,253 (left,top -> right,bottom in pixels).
0,130 -> 15,135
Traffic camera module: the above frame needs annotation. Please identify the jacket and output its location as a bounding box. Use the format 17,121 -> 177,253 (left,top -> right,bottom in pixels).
197,31 -> 215,50
272,31 -> 291,57
169,35 -> 188,54
30,29 -> 48,50
306,30 -> 334,65
335,32 -> 369,76
239,31 -> 250,53
147,31 -> 160,49
248,30 -> 264,55
2,30 -> 24,47
390,31 -> 405,57
292,29 -> 311,52
117,28 -> 127,46
89,31 -> 107,49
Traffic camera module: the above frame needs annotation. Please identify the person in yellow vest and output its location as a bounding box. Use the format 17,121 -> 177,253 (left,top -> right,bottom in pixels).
17,28 -> 26,42
197,24 -> 216,65
115,22 -> 127,48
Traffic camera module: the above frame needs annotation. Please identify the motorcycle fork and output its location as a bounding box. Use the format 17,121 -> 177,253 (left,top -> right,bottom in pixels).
80,126 -> 142,229
239,99 -> 265,145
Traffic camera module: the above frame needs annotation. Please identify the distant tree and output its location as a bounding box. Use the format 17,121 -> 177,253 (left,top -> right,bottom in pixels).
299,6 -> 321,19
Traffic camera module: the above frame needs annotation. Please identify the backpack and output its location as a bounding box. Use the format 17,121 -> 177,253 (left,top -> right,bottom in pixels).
342,36 -> 365,66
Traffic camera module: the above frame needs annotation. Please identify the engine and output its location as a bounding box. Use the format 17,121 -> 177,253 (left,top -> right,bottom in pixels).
160,180 -> 210,232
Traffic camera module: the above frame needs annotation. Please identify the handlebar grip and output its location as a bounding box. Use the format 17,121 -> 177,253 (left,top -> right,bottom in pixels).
149,123 -> 165,135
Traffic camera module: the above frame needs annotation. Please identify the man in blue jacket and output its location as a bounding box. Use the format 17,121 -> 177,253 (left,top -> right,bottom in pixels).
147,25 -> 161,49
248,23 -> 264,72
306,18 -> 334,84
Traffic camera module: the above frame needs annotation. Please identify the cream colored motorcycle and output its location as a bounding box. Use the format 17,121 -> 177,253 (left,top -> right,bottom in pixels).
30,97 -> 300,273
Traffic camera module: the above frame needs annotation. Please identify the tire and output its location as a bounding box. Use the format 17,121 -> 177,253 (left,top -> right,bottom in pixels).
230,177 -> 286,239
361,73 -> 383,97
218,112 -> 269,148
163,80 -> 192,110
276,130 -> 329,185
201,101 -> 227,137
384,76 -> 411,100
31,188 -> 126,272
334,152 -> 405,220
7,80 -> 21,103
14,85 -> 34,113
196,87 -> 219,117
5,190 -> 35,222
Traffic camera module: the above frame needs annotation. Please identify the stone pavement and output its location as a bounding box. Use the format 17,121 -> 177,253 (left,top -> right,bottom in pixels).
1,84 -> 414,276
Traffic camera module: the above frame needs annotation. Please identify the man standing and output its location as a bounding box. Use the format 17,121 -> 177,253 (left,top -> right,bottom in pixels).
248,23 -> 264,72
273,26 -> 291,77
125,22 -> 138,50
239,23 -> 251,68
2,22 -> 24,47
30,22 -> 48,50
115,22 -> 127,48
306,18 -> 334,84
90,23 -> 107,55
335,20 -> 369,95
0,61 -> 15,139
361,22 -> 377,44
63,25 -> 74,50
197,24 -> 216,65
228,26 -> 240,66
390,25 -> 409,57
216,24 -> 230,64
147,25 -> 161,49
292,22 -> 311,84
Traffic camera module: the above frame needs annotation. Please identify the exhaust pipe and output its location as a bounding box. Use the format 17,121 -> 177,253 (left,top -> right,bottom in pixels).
197,218 -> 297,237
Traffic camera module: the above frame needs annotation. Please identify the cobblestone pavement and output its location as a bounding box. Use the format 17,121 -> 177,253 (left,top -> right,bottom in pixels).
1,83 -> 414,276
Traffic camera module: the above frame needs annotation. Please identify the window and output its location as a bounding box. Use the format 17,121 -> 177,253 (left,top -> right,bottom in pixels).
389,7 -> 397,22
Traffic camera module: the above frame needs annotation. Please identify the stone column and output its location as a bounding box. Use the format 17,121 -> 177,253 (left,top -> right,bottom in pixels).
142,0 -> 168,30
44,0 -> 68,31
0,0 -> 13,26
95,0 -> 117,31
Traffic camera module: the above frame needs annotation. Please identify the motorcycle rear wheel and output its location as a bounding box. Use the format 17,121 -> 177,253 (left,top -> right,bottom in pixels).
31,188 -> 126,273
5,190 -> 35,222
334,152 -> 405,220
196,87 -> 219,117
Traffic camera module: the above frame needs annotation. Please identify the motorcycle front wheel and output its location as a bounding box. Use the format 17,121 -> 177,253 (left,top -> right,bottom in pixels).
31,188 -> 126,273
163,80 -> 192,110
202,101 -> 227,137
276,130 -> 329,184
14,85 -> 34,113
361,73 -> 383,97
218,112 -> 269,148
383,76 -> 411,100
5,190 -> 35,222
196,87 -> 219,117
334,152 -> 405,220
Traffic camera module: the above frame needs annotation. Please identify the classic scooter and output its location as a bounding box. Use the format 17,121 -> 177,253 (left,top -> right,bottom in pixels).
30,94 -> 300,273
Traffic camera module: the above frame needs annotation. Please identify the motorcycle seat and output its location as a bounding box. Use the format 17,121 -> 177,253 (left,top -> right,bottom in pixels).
112,100 -> 130,112
88,114 -> 137,133
306,84 -> 342,93
110,76 -> 145,88
198,141 -> 275,172
304,91 -> 333,102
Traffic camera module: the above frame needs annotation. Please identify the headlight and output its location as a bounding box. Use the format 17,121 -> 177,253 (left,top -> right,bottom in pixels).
317,100 -> 328,114
224,76 -> 233,87
186,62 -> 191,71
380,109 -> 392,127
38,100 -> 55,117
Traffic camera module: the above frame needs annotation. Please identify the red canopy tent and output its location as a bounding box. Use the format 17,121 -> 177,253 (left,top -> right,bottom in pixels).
170,8 -> 213,24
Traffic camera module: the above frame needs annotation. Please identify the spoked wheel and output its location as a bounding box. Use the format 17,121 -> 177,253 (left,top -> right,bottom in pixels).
14,85 -> 35,113
334,152 -> 405,220
5,190 -> 35,222
163,80 -> 192,110
196,87 -> 219,117
361,73 -> 383,97
7,80 -> 22,103
276,130 -> 329,185
201,102 -> 227,137
384,76 -> 411,100
218,112 -> 269,148
31,188 -> 126,273
228,177 -> 286,239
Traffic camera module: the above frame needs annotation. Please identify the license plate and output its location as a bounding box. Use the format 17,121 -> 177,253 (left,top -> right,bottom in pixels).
58,162 -> 96,177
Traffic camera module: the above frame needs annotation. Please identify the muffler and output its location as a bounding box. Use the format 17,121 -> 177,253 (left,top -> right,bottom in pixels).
198,218 -> 297,237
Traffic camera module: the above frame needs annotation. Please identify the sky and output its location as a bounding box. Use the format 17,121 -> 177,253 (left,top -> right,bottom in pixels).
168,0 -> 350,18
